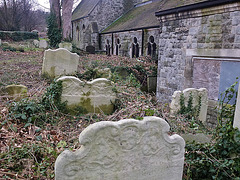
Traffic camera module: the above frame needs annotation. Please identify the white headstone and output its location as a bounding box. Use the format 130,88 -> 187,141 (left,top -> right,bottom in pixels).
59,42 -> 72,52
39,39 -> 48,48
42,48 -> 79,78
55,116 -> 185,180
170,88 -> 208,124
234,82 -> 240,130
0,39 -> 2,46
56,76 -> 116,114
33,40 -> 39,48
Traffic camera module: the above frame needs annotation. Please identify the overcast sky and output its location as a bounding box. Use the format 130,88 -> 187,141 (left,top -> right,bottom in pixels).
36,0 -> 81,11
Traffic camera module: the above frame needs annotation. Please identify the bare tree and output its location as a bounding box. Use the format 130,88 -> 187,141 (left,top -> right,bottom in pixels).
61,0 -> 73,40
49,0 -> 61,28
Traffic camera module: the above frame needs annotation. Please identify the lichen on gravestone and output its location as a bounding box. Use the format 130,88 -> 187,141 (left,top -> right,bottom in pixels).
55,116 -> 185,180
42,48 -> 79,78
5,84 -> 28,100
56,76 -> 116,114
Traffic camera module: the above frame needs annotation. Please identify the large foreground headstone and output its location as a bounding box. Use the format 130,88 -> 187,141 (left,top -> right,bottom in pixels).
55,116 -> 185,180
42,48 -> 79,78
170,88 -> 208,124
56,76 -> 116,114
234,82 -> 240,130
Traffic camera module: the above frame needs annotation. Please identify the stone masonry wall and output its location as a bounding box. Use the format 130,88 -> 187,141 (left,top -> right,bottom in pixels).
156,2 -> 240,102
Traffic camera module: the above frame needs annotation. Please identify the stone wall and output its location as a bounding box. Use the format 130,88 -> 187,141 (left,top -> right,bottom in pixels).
101,28 -> 160,57
156,2 -> 240,102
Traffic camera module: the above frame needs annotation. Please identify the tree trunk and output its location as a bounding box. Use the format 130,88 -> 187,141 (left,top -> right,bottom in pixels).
61,0 -> 73,40
49,0 -> 61,28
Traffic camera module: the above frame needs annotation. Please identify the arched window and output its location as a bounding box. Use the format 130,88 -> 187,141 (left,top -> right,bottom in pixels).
76,26 -> 80,41
115,38 -> 121,55
132,37 -> 139,58
82,24 -> 85,30
147,35 -> 156,58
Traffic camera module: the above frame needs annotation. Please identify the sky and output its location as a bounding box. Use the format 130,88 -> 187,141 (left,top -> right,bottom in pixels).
36,0 -> 81,11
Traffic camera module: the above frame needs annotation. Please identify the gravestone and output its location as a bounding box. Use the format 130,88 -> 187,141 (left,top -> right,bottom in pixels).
5,84 -> 27,100
39,39 -> 48,48
33,40 -> 39,48
95,68 -> 111,79
55,116 -> 185,180
0,39 -> 1,46
86,45 -> 95,54
170,88 -> 208,124
59,42 -> 72,52
147,76 -> 157,93
42,48 -> 79,78
56,76 -> 116,114
233,82 -> 240,130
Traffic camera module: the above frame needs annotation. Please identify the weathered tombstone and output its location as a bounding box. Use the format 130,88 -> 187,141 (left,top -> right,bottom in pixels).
42,48 -> 79,78
147,76 -> 157,93
86,45 -> 95,54
59,42 -> 73,52
5,84 -> 27,100
56,76 -> 116,114
39,39 -> 48,48
0,39 -> 2,46
95,68 -> 111,79
2,42 -> 9,47
33,40 -> 39,48
55,116 -> 185,180
233,82 -> 240,130
170,88 -> 208,124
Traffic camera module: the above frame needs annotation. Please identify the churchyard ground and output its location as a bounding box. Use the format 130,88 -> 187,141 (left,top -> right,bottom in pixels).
0,44 -> 239,179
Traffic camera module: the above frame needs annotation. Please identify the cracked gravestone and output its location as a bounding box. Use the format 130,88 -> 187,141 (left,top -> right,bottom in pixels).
56,76 -> 116,114
55,116 -> 185,180
42,48 -> 79,78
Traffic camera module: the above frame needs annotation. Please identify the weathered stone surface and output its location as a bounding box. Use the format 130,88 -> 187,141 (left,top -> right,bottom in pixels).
39,40 -> 48,48
42,48 -> 79,78
95,68 -> 111,79
170,88 -> 208,124
55,116 -> 185,180
5,84 -> 27,100
234,82 -> 240,130
33,40 -> 39,48
147,76 -> 157,93
181,133 -> 211,143
2,42 -> 9,47
56,76 -> 116,114
59,42 -> 72,52
0,39 -> 1,46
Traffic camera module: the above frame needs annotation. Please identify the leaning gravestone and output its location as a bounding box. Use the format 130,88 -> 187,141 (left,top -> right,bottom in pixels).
170,88 -> 208,124
55,116 -> 185,180
42,48 -> 79,78
5,84 -> 27,100
86,45 -> 95,54
39,39 -> 48,48
233,82 -> 240,130
59,42 -> 72,52
56,76 -> 116,114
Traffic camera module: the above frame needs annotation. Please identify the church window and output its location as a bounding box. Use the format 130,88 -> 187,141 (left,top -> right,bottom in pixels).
83,24 -> 85,30
147,35 -> 156,58
115,38 -> 121,55
132,37 -> 139,58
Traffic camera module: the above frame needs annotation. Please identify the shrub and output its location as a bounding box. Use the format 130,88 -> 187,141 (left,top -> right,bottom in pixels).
47,13 -> 62,47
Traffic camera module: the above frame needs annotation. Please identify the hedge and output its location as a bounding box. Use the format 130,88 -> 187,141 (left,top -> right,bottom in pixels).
0,31 -> 38,41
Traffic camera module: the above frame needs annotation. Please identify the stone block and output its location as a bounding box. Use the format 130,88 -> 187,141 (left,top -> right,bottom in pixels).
55,116 -> 185,180
39,39 -> 48,48
59,42 -> 72,52
181,133 -> 211,143
42,48 -> 79,78
234,82 -> 240,130
5,84 -> 27,100
56,76 -> 116,114
33,40 -> 39,48
170,88 -> 208,124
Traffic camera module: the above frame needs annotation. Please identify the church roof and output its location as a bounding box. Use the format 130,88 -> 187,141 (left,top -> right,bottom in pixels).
102,1 -> 163,33
72,0 -> 99,21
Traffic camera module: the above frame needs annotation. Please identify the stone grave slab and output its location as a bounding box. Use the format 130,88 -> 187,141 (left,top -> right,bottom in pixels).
33,40 -> 39,48
39,39 -> 48,48
56,76 -> 116,114
170,88 -> 208,124
234,82 -> 240,130
59,42 -> 72,52
5,84 -> 27,100
42,48 -> 79,78
55,116 -> 185,180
